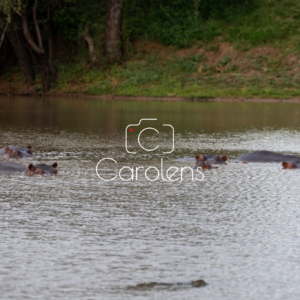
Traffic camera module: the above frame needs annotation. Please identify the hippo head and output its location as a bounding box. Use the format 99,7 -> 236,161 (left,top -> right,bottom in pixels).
195,155 -> 206,162
217,155 -> 227,162
282,162 -> 297,169
32,163 -> 58,174
25,164 -> 43,175
5,148 -> 21,159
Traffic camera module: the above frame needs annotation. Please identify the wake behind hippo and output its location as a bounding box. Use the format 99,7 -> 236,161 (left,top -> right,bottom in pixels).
0,162 -> 58,175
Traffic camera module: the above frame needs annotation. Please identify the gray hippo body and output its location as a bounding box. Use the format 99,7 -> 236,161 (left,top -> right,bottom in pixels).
236,150 -> 300,169
0,162 -> 58,174
0,162 -> 27,173
236,150 -> 300,163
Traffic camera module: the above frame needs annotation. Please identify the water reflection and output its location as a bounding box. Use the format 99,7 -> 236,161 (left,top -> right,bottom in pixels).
1,96 -> 300,134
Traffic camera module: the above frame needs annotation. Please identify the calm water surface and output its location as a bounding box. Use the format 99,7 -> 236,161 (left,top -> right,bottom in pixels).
1,97 -> 300,300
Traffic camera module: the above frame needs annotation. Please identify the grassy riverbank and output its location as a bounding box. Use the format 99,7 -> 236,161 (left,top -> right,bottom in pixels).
2,0 -> 300,99
2,40 -> 300,99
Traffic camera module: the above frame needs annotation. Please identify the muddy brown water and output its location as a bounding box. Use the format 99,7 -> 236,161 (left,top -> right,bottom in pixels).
1,96 -> 300,300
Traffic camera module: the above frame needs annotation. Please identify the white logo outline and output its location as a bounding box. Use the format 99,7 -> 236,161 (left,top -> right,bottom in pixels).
125,118 -> 175,154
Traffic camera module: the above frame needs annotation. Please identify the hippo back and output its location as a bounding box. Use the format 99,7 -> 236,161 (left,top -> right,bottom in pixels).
236,150 -> 300,163
0,162 -> 27,172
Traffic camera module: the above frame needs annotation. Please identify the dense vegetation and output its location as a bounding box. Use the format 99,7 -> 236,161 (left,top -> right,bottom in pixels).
1,0 -> 300,98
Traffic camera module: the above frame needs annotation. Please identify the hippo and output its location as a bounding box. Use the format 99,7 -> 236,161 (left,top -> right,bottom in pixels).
194,161 -> 218,170
33,163 -> 58,174
236,150 -> 300,163
0,146 -> 34,159
8,145 -> 32,154
195,154 -> 227,165
128,279 -> 207,290
193,155 -> 227,169
0,162 -> 58,175
282,160 -> 300,169
236,150 -> 300,170
0,145 -> 32,155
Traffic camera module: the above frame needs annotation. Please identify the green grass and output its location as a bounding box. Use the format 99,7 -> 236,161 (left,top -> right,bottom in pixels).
53,51 -> 300,99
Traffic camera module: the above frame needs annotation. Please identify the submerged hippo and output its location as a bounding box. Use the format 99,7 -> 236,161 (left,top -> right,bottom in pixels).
0,145 -> 33,159
195,154 -> 227,165
128,279 -> 207,290
282,161 -> 300,169
0,162 -> 58,175
236,150 -> 300,170
33,163 -> 58,174
236,150 -> 300,163
194,161 -> 218,170
8,145 -> 32,154
175,154 -> 227,165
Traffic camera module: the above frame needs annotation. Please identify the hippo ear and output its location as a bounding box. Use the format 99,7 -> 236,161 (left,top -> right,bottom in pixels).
5,147 -> 10,153
28,164 -> 35,171
52,163 -> 57,168
195,155 -> 200,160
223,155 -> 227,161
282,162 -> 288,169
28,145 -> 32,149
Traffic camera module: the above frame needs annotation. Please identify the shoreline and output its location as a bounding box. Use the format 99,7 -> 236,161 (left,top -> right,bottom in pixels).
3,92 -> 300,103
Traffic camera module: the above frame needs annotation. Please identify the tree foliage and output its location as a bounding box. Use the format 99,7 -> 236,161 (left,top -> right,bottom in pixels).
0,0 -> 257,91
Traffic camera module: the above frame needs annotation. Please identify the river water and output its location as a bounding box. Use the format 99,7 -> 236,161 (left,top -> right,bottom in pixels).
0,96 -> 300,300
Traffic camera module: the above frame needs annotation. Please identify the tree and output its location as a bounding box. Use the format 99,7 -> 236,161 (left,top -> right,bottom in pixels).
6,13 -> 35,85
0,6 -> 34,85
106,0 -> 123,64
20,0 -> 57,93
0,0 -> 57,93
